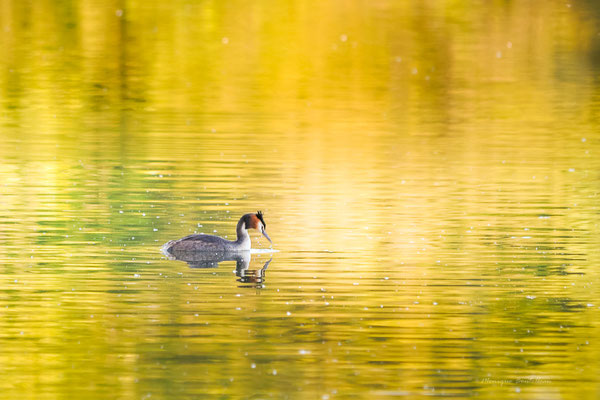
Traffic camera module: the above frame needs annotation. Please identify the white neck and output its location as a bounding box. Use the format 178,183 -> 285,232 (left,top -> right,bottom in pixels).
235,218 -> 251,249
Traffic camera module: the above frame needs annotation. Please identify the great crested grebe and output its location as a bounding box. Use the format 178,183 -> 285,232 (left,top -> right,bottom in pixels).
162,211 -> 272,253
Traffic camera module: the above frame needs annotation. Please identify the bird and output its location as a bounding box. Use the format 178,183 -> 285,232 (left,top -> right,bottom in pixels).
162,211 -> 272,254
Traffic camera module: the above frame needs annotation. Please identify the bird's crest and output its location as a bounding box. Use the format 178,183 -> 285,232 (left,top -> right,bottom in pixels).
256,211 -> 266,228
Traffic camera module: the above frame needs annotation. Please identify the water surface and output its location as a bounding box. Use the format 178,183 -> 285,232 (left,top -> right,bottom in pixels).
1,0 -> 600,398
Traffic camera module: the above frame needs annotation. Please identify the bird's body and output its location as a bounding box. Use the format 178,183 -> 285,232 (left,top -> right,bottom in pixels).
163,230 -> 250,252
162,212 -> 271,254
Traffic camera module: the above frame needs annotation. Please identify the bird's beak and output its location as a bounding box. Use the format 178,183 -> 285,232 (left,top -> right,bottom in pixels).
261,227 -> 273,245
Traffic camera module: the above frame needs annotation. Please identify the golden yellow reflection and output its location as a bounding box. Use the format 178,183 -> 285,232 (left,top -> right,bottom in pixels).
1,0 -> 600,399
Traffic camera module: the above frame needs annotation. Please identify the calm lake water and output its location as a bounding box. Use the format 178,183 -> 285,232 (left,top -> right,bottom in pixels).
2,1 -> 600,399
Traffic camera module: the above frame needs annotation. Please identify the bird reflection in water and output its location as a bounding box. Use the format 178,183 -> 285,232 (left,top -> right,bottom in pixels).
162,248 -> 271,288
236,257 -> 271,288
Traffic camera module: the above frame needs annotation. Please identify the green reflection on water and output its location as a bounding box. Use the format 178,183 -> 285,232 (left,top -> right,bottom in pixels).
1,0 -> 600,399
